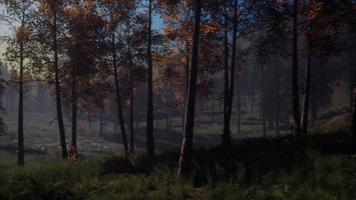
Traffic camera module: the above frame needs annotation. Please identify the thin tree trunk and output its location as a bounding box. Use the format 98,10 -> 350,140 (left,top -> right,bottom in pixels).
275,61 -> 280,135
352,88 -> 356,153
70,63 -> 78,160
100,109 -> 104,136
223,1 -> 230,146
128,52 -> 134,153
261,65 -> 266,137
292,0 -> 301,135
53,12 -> 68,159
146,0 -> 155,157
237,79 -> 241,135
17,39 -> 24,166
88,113 -> 92,130
351,52 -> 356,111
301,50 -> 312,134
223,0 -> 238,147
178,0 -> 201,177
112,32 -> 129,154
182,43 -> 190,129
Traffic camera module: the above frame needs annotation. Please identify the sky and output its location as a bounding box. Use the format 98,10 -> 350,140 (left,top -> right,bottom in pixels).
0,6 -> 164,60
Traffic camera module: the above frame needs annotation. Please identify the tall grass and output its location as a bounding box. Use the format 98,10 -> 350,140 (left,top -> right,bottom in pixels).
1,132 -> 355,200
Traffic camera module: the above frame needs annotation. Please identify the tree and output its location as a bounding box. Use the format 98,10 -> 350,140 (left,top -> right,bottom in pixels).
63,1 -> 106,160
222,0 -> 238,147
32,0 -> 69,159
1,0 -> 35,166
146,0 -> 155,157
292,0 -> 301,136
0,63 -> 6,135
99,0 -> 131,154
177,0 -> 201,177
353,88 -> 356,153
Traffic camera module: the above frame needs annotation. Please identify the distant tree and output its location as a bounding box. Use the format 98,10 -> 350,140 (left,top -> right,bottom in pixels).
222,0 -> 238,147
0,63 -> 6,135
146,0 -> 155,158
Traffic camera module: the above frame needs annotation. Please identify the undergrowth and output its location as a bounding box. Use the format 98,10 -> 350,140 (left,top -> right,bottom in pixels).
0,132 -> 355,200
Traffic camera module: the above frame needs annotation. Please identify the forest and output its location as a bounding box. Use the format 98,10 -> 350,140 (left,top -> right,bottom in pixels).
0,0 -> 355,199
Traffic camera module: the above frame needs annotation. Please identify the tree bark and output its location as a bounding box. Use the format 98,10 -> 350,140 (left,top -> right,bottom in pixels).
178,0 -> 201,177
17,38 -> 24,166
351,52 -> 356,111
236,79 -> 241,135
53,11 -> 68,159
112,32 -> 129,154
128,51 -> 135,153
292,0 -> 301,135
69,59 -> 78,160
352,88 -> 356,153
301,50 -> 312,135
146,0 -> 155,157
100,109 -> 104,136
275,61 -> 280,135
223,1 -> 230,146
182,42 -> 190,129
260,65 -> 266,137
223,0 -> 238,147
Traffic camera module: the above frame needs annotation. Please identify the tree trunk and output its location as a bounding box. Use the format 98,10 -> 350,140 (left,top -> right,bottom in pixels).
112,32 -> 129,154
53,12 -> 68,159
351,52 -> 356,111
301,51 -> 312,135
352,88 -> 356,153
223,0 -> 238,147
17,39 -> 24,166
292,0 -> 301,135
182,42 -> 190,129
88,113 -> 92,130
275,61 -> 280,135
178,0 -> 201,177
128,53 -> 135,153
237,79 -> 241,135
146,0 -> 155,157
70,62 -> 78,160
261,65 -> 266,137
223,1 -> 230,146
100,109 -> 104,137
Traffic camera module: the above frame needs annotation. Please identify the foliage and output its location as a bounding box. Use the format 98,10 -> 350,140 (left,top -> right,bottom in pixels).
0,132 -> 355,200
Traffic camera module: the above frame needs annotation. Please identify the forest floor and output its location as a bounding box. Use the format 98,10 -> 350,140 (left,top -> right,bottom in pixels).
0,129 -> 355,200
0,83 -> 353,199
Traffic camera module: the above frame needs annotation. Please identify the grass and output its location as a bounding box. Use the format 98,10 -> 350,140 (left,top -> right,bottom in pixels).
0,131 -> 355,200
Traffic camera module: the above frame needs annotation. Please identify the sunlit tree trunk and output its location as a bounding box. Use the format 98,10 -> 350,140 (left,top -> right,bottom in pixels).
146,0 -> 155,158
178,0 -> 201,177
